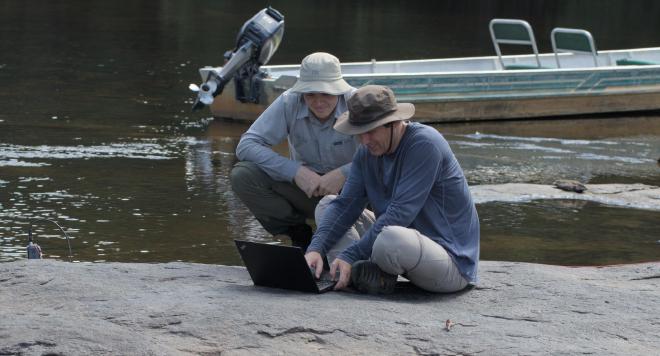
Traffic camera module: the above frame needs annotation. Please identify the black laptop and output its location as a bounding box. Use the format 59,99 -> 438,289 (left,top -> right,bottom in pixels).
234,239 -> 337,293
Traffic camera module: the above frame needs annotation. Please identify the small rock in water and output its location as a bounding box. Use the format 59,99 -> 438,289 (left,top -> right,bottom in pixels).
553,179 -> 587,193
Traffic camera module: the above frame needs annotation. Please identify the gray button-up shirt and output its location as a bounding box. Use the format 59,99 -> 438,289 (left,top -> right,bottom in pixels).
235,89 -> 359,182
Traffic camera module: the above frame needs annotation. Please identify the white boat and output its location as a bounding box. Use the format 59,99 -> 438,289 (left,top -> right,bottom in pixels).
195,18 -> 660,123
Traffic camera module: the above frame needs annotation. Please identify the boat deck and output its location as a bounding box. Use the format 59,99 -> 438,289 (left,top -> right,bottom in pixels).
254,47 -> 660,78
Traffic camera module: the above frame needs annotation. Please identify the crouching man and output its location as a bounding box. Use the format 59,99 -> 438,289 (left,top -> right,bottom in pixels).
231,52 -> 358,250
304,85 -> 480,294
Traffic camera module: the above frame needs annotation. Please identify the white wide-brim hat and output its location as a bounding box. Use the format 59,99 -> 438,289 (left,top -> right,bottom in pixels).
290,52 -> 352,95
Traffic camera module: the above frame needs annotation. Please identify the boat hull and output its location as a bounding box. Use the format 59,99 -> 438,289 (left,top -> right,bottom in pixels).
203,49 -> 660,123
411,90 -> 660,122
210,88 -> 660,123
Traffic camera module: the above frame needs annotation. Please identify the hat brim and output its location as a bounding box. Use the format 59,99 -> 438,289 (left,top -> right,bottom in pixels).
290,78 -> 352,95
334,103 -> 415,135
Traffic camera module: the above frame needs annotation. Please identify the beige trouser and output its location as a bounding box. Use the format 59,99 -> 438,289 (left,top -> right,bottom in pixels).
316,195 -> 469,293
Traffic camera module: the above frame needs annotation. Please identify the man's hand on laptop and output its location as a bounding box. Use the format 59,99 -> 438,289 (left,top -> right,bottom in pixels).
304,251 -> 324,279
330,258 -> 351,290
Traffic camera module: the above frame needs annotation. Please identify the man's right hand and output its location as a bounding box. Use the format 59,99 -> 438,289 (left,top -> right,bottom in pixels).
294,166 -> 321,198
304,251 -> 324,279
330,258 -> 352,290
315,167 -> 345,196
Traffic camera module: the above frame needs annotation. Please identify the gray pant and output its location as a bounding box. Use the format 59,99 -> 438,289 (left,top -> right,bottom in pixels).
316,195 -> 469,293
230,161 -> 320,235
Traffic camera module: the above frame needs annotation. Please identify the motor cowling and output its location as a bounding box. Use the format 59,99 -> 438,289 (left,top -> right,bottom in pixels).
191,7 -> 284,111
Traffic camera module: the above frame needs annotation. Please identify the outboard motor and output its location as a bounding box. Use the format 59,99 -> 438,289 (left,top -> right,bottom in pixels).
190,7 -> 284,111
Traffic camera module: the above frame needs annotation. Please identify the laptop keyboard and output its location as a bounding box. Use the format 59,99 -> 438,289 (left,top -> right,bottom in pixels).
316,279 -> 336,290
313,269 -> 339,290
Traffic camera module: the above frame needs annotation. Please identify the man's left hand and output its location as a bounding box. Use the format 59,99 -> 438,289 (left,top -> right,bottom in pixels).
315,168 -> 346,196
330,258 -> 352,290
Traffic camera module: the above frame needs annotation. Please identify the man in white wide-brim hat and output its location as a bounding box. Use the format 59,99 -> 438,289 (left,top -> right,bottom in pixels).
305,85 -> 480,294
231,52 -> 359,250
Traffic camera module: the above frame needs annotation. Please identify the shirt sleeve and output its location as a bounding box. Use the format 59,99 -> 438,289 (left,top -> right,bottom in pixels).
235,93 -> 302,182
339,162 -> 352,178
338,139 -> 443,264
307,151 -> 369,255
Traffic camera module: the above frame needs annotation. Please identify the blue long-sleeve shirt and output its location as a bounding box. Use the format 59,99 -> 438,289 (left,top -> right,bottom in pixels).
308,122 -> 480,283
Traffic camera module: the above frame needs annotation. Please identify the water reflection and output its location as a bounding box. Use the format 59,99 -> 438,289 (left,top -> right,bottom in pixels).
1,116 -> 659,265
438,116 -> 660,187
479,200 -> 660,265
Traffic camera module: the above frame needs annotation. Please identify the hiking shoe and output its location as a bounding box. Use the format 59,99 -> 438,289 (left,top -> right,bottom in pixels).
287,224 -> 313,251
351,260 -> 397,294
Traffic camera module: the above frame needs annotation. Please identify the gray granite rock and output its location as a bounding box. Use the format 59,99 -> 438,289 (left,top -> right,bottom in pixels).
1,260 -> 658,355
471,183 -> 660,211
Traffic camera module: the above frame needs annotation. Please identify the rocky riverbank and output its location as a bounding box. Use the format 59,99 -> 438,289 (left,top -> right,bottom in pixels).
1,260 -> 658,355
470,183 -> 660,211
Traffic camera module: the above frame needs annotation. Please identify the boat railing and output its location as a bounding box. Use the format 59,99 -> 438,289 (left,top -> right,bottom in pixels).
489,18 -> 542,70
551,28 -> 599,68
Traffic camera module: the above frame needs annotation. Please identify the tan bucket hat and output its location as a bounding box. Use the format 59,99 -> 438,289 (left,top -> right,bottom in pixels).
334,85 -> 415,135
290,52 -> 352,95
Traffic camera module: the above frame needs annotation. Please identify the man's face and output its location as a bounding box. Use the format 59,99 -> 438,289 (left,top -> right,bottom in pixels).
358,124 -> 391,156
303,93 -> 339,121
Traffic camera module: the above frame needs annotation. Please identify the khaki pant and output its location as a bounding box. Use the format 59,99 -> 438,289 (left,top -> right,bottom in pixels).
316,195 -> 469,293
230,161 -> 320,235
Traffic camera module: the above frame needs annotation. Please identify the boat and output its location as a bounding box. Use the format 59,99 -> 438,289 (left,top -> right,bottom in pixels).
193,14 -> 660,123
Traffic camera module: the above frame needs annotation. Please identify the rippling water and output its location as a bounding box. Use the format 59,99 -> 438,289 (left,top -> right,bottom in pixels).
1,117 -> 658,265
1,1 -> 659,265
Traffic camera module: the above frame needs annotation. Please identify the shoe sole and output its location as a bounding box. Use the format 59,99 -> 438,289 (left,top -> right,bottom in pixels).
351,261 -> 397,295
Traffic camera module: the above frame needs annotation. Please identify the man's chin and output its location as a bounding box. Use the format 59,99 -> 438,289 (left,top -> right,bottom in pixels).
368,148 -> 384,156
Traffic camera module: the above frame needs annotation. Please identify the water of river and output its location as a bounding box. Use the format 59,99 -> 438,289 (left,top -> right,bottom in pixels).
1,1 -> 659,265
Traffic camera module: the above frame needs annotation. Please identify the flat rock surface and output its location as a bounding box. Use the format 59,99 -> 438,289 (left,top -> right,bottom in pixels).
471,183 -> 660,211
1,260 -> 659,355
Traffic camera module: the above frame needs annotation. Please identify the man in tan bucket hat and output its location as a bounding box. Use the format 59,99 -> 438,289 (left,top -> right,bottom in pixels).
305,85 -> 480,294
231,52 -> 358,250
